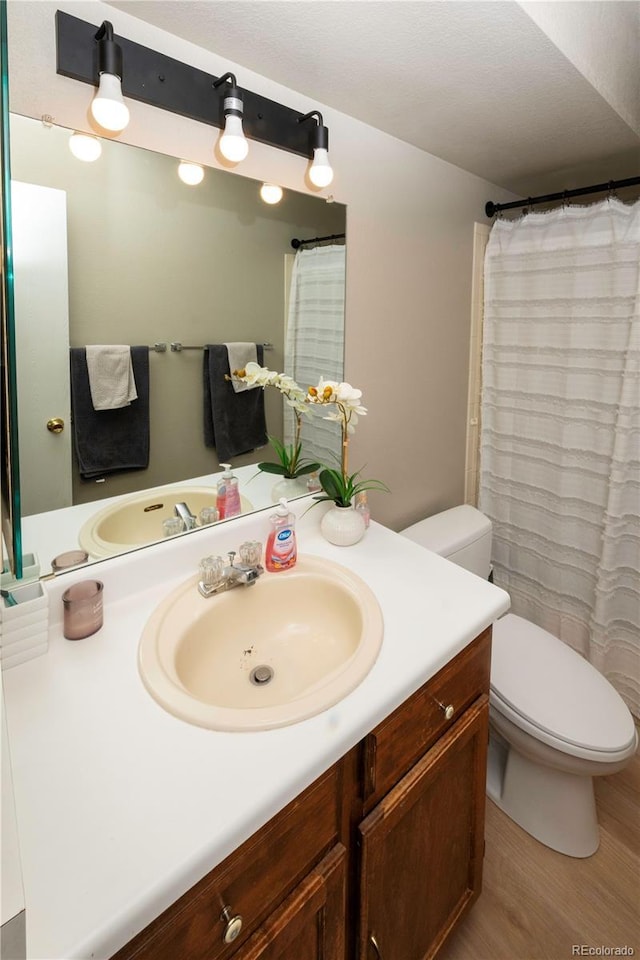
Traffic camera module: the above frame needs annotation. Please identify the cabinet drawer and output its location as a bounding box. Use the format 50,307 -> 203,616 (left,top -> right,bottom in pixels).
234,844 -> 346,960
362,629 -> 491,808
113,763 -> 344,960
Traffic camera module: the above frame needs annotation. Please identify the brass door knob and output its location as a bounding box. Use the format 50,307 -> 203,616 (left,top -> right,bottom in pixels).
47,417 -> 65,434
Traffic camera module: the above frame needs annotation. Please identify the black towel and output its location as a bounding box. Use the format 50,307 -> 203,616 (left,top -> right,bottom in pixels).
70,346 -> 150,480
203,344 -> 267,461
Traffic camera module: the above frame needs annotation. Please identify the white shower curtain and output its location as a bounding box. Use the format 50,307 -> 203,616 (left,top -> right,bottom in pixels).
284,244 -> 345,465
480,198 -> 640,715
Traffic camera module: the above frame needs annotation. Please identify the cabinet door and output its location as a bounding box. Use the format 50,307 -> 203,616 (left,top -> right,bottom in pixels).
358,697 -> 488,960
235,843 -> 346,960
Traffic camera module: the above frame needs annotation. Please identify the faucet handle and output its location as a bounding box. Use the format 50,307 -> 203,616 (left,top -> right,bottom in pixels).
199,555 -> 225,587
239,540 -> 262,567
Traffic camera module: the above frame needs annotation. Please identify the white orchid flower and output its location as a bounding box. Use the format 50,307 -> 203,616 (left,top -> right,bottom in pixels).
335,382 -> 361,403
236,361 -> 274,387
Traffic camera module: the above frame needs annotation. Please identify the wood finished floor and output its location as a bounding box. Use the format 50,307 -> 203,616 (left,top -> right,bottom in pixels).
439,748 -> 640,960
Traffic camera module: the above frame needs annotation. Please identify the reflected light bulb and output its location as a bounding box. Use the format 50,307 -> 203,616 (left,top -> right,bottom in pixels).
219,114 -> 249,163
309,148 -> 334,188
69,132 -> 102,162
178,161 -> 205,186
91,73 -> 130,132
260,183 -> 283,205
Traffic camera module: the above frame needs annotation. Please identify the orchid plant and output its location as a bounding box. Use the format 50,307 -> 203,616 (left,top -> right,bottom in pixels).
306,379 -> 389,507
230,362 -> 321,480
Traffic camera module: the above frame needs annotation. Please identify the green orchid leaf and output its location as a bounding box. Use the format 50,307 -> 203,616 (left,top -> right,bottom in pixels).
293,462 -> 322,476
257,462 -> 289,476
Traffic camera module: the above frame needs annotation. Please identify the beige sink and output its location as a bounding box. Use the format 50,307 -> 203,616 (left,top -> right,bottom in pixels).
138,555 -> 383,731
78,485 -> 253,559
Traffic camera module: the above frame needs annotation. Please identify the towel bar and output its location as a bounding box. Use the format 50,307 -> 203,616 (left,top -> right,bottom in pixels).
170,342 -> 273,352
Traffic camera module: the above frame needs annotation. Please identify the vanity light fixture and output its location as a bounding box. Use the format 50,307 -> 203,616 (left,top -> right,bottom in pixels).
90,21 -> 130,132
298,111 -> 334,188
68,132 -> 102,162
56,12 -> 336,181
260,183 -> 283,205
213,73 -> 249,163
177,161 -> 205,186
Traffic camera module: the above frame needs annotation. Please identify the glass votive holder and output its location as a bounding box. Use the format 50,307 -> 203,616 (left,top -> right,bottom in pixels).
162,517 -> 184,537
51,549 -> 89,572
239,540 -> 262,566
62,580 -> 104,640
199,555 -> 225,587
199,506 -> 219,526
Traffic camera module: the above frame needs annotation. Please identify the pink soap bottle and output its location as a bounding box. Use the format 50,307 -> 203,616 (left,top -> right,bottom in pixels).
265,499 -> 297,572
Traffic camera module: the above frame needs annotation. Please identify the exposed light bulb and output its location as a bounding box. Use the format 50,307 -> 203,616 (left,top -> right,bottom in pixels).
260,183 -> 283,205
69,132 -> 102,162
309,148 -> 334,188
91,73 -> 130,132
219,114 -> 249,163
178,161 -> 205,186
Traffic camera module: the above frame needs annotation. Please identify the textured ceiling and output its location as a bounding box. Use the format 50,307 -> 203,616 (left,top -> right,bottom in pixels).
108,0 -> 640,195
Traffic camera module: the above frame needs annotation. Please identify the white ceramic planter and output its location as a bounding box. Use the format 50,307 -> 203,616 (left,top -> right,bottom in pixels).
271,477 -> 307,503
320,504 -> 366,546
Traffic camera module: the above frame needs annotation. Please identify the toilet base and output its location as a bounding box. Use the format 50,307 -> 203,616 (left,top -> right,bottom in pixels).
487,735 -> 599,858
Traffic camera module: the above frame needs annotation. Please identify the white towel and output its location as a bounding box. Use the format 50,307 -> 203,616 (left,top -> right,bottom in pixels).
225,342 -> 259,393
85,345 -> 138,410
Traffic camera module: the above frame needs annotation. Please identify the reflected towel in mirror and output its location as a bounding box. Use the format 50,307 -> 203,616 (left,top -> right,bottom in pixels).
70,347 -> 150,480
85,344 -> 138,410
203,344 -> 267,461
225,342 -> 258,393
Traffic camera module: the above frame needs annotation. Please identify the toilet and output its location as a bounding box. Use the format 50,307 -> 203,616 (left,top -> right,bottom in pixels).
401,504 -> 638,858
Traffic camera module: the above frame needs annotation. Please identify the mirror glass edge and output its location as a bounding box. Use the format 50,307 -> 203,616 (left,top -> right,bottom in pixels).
1,4 -> 22,581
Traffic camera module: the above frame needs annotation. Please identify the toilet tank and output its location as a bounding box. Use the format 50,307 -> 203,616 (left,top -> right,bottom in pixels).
400,505 -> 492,579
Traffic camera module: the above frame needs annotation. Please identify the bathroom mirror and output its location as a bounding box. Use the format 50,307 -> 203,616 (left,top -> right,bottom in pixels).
8,113 -> 346,579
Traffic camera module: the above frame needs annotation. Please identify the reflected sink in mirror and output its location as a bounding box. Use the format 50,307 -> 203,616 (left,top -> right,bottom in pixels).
138,555 -> 383,731
78,486 -> 253,559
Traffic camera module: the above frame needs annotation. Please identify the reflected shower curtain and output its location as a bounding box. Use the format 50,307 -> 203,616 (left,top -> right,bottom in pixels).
479,199 -> 640,715
284,244 -> 345,465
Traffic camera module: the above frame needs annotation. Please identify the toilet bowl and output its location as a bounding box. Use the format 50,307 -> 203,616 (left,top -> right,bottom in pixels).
401,505 -> 638,858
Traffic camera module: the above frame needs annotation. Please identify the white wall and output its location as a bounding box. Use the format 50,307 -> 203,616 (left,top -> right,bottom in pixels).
7,0 -> 516,530
519,1 -> 640,135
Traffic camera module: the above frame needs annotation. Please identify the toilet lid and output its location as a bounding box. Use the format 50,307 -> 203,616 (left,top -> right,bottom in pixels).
491,615 -> 636,753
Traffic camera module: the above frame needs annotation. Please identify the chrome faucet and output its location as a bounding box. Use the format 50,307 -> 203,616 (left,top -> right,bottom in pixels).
198,550 -> 264,599
174,501 -> 197,531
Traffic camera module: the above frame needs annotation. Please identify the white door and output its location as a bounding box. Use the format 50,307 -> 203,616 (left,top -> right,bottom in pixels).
11,181 -> 72,515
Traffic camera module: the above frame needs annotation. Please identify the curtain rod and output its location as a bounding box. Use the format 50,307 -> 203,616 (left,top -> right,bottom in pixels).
291,232 -> 346,249
485,175 -> 640,218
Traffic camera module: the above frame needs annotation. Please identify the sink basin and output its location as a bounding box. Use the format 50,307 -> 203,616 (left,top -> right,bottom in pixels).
138,555 -> 383,730
78,485 -> 253,558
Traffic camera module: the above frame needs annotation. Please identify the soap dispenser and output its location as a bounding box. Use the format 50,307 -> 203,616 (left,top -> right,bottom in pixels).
216,464 -> 232,520
224,464 -> 241,518
265,498 -> 297,572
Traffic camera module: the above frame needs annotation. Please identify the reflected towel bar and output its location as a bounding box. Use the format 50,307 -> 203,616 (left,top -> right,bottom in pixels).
170,342 -> 273,352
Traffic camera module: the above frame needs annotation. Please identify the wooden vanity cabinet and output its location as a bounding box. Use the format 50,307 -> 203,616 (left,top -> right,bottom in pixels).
358,697 -> 489,960
357,628 -> 491,960
112,629 -> 491,960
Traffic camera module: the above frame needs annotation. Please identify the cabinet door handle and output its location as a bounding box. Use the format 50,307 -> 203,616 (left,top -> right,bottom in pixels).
435,697 -> 455,720
220,905 -> 243,944
370,933 -> 384,959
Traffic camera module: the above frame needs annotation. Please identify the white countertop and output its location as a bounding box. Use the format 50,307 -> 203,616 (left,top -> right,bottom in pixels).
2,499 -> 510,960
